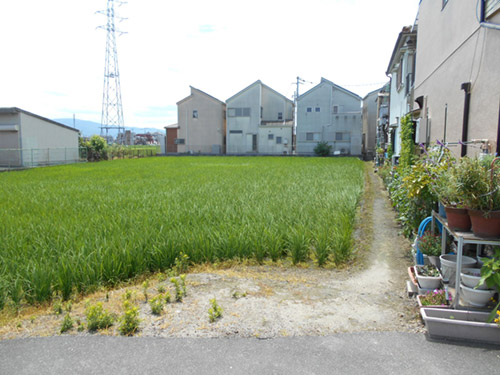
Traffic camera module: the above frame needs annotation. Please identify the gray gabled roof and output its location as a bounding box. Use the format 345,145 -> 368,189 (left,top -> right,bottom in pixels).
362,82 -> 389,100
0,107 -> 80,133
297,78 -> 362,101
176,86 -> 225,106
226,80 -> 293,105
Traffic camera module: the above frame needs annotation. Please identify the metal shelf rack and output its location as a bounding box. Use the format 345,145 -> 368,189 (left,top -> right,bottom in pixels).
430,211 -> 500,309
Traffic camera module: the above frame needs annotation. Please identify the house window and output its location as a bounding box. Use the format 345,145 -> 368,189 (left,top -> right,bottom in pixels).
278,112 -> 283,120
229,130 -> 243,134
307,107 -> 312,113
268,134 -> 274,140
193,110 -> 198,118
175,138 -> 185,144
315,107 -> 320,112
306,132 -> 314,141
228,108 -> 251,117
335,132 -> 343,141
276,136 -> 282,144
333,105 -> 338,114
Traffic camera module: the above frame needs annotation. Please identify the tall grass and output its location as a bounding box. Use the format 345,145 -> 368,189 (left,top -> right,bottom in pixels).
0,157 -> 363,308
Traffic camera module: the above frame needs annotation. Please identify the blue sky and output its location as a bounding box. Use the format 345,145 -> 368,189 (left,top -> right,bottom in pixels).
0,0 -> 419,129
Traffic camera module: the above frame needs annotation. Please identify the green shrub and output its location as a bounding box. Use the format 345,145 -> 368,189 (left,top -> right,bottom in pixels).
164,291 -> 171,304
314,141 -> 332,157
60,313 -> 73,334
170,276 -> 186,302
85,302 -> 114,331
119,300 -> 141,336
149,295 -> 164,315
208,298 -> 223,323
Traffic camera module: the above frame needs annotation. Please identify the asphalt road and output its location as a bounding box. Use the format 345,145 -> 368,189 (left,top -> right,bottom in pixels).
1,332 -> 500,375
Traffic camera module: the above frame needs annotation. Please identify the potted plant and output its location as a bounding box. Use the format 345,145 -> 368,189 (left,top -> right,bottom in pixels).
434,162 -> 471,231
417,232 -> 442,267
455,156 -> 500,237
415,264 -> 442,289
479,247 -> 500,322
416,289 -> 451,308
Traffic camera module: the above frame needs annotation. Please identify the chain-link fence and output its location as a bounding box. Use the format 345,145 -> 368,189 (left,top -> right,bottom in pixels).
0,147 -> 87,169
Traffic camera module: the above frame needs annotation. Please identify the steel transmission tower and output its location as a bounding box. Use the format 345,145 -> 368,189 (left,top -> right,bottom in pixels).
98,0 -> 126,142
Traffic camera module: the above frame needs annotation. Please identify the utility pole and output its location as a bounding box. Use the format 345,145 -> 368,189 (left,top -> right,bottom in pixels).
292,76 -> 312,138
98,0 -> 127,144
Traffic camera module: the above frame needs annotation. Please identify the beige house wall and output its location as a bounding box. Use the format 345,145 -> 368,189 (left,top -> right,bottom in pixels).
258,125 -> 293,154
177,87 -> 226,154
414,0 -> 500,157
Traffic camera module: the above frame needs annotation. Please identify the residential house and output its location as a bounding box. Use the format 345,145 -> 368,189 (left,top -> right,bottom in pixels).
296,78 -> 362,156
413,0 -> 500,157
386,25 -> 417,160
176,86 -> 226,154
0,107 -> 80,168
226,80 -> 294,155
375,83 -> 391,160
362,88 -> 380,161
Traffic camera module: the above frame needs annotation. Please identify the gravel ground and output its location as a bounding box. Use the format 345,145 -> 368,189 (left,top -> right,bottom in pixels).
0,165 -> 424,339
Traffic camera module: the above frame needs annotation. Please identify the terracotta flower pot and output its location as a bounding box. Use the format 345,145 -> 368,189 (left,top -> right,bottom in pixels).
444,206 -> 471,232
468,209 -> 500,238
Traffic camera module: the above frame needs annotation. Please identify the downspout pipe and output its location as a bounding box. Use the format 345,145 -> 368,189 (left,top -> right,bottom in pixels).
461,82 -> 472,157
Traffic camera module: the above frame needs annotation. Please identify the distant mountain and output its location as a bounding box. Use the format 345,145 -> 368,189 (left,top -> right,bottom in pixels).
54,118 -> 164,138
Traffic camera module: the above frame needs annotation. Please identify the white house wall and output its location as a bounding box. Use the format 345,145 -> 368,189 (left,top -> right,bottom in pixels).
261,86 -> 293,121
297,79 -> 362,155
226,83 -> 261,154
258,126 -> 292,154
19,112 -> 79,165
0,112 -> 21,166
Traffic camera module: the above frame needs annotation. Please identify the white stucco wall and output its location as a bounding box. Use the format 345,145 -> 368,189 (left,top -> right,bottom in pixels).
296,79 -> 362,155
226,83 -> 261,154
258,126 -> 292,154
19,111 -> 79,165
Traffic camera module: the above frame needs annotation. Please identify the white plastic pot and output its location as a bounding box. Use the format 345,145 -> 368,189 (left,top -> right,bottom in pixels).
460,283 -> 496,307
415,266 -> 442,289
461,269 -> 489,290
439,254 -> 476,287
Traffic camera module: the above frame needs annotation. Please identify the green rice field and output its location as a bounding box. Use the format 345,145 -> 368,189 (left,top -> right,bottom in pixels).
0,157 -> 364,308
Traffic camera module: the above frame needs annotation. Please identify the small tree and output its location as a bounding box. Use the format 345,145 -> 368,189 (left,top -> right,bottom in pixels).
83,135 -> 108,162
314,141 -> 332,157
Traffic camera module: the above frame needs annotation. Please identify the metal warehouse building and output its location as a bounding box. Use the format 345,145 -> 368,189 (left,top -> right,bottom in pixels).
0,107 -> 80,168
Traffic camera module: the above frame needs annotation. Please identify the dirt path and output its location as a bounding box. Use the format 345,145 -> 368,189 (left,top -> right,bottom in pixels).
0,165 -> 423,339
